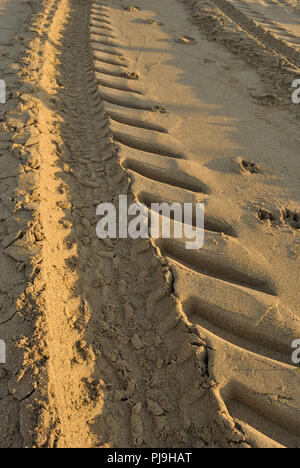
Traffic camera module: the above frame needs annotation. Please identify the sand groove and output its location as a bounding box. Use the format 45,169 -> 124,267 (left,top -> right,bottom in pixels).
137,191 -> 236,237
124,158 -> 208,193
157,237 -> 276,296
184,296 -> 292,364
223,383 -> 300,448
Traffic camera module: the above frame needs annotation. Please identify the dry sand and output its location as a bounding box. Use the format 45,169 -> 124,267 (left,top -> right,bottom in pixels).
0,0 -> 299,448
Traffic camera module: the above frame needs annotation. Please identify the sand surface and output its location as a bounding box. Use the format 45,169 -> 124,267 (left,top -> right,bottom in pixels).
0,0 -> 299,448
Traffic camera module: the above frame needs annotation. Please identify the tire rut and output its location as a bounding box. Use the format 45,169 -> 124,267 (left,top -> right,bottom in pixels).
90,0 -> 300,448
22,0 -> 238,448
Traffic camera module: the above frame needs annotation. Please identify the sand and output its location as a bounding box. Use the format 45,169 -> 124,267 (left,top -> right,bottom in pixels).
0,0 -> 299,448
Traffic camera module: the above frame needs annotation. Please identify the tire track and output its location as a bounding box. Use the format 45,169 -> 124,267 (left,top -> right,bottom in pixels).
90,0 -> 300,448
212,0 -> 300,66
13,0 -> 242,448
183,0 -> 300,110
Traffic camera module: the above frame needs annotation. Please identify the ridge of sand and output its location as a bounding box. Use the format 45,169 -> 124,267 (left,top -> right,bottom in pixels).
0,0 -> 51,448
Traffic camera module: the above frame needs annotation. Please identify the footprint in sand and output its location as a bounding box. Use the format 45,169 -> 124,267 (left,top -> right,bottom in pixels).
176,36 -> 197,45
142,18 -> 164,26
251,92 -> 283,106
240,159 -> 262,174
257,208 -> 282,226
123,5 -> 141,12
258,207 -> 300,229
282,208 -> 300,230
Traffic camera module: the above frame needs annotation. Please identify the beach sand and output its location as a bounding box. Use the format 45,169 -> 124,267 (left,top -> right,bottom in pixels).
0,0 -> 299,448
